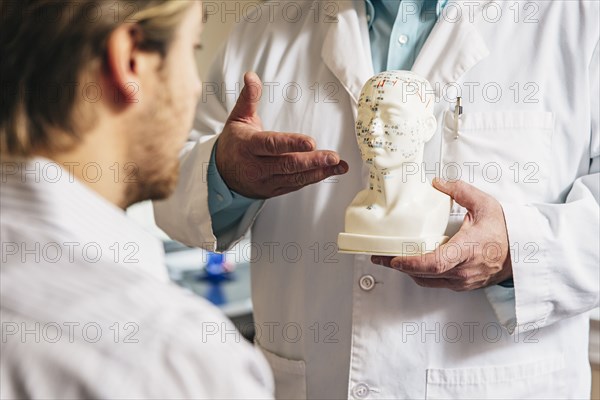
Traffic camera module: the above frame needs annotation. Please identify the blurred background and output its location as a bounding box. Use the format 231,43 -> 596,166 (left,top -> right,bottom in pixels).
126,1 -> 600,397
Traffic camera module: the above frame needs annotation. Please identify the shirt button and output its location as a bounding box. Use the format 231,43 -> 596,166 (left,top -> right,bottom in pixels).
352,383 -> 370,399
359,275 -> 376,291
398,34 -> 409,45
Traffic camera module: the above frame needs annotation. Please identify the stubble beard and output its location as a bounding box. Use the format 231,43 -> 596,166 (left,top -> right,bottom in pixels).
122,76 -> 185,207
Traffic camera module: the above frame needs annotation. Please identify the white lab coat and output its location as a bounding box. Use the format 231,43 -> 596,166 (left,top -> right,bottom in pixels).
1,158 -> 274,399
154,1 -> 600,398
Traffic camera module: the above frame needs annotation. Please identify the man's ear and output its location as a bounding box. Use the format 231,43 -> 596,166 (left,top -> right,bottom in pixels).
105,24 -> 144,104
423,115 -> 437,142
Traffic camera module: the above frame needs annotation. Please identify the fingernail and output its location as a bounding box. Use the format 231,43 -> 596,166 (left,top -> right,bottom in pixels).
326,154 -> 338,166
334,164 -> 346,174
302,141 -> 313,151
434,177 -> 447,186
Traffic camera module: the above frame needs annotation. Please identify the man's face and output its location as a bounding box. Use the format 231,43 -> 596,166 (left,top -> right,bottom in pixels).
356,79 -> 432,172
125,2 -> 203,204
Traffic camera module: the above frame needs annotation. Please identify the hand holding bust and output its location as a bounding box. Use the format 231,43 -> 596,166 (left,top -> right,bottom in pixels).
338,71 -> 450,255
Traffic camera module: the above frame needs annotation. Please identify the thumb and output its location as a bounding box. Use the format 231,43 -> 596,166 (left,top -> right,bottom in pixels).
228,71 -> 263,122
432,178 -> 487,212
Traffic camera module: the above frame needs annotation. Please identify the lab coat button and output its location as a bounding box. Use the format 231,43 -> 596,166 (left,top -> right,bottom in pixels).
352,383 -> 370,398
359,275 -> 375,291
398,34 -> 409,45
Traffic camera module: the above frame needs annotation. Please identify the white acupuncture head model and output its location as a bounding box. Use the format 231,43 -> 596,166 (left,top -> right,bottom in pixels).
338,71 -> 450,255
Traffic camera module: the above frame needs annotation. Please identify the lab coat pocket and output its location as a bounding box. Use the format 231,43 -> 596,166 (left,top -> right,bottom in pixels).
255,340 -> 307,400
442,111 -> 554,203
425,354 -> 566,400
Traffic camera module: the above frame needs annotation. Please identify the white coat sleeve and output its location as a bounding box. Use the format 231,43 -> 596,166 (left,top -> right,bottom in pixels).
485,40 -> 600,334
153,48 -> 264,252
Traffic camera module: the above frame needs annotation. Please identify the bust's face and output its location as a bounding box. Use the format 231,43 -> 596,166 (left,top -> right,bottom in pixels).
356,72 -> 436,172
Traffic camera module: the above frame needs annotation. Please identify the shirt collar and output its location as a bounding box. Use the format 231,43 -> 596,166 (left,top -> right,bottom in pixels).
365,0 -> 375,29
1,157 -> 168,281
365,0 -> 448,30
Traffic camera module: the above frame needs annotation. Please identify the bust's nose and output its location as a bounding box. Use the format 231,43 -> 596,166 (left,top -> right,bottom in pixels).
368,118 -> 384,137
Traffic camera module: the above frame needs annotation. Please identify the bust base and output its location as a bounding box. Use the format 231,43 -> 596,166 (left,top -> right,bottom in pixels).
337,232 -> 448,256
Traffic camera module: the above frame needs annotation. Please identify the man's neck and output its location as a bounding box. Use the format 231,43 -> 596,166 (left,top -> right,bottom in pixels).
35,127 -> 129,209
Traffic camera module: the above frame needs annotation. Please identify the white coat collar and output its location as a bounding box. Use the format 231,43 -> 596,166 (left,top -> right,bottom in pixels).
321,0 -> 491,103
412,0 -> 491,94
321,0 -> 374,107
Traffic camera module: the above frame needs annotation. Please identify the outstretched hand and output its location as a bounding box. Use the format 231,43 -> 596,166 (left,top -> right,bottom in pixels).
215,72 -> 349,199
372,178 -> 513,291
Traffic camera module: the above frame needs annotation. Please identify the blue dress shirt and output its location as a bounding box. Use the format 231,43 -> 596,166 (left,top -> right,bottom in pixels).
366,0 -> 447,73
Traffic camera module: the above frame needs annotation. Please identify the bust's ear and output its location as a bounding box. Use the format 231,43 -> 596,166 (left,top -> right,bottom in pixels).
423,115 -> 437,142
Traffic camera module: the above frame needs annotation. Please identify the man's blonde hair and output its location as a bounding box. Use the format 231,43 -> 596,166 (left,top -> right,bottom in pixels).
0,0 -> 194,156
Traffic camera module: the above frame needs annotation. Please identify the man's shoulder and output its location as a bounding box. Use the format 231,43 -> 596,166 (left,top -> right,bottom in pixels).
1,300 -> 268,399
527,0 -> 599,28
0,260 -> 265,397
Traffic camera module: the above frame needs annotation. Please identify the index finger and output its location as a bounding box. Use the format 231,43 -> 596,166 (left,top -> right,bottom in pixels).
249,131 -> 316,156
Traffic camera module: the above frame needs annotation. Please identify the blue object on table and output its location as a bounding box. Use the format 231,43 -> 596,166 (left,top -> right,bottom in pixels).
200,252 -> 235,305
205,253 -> 229,277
